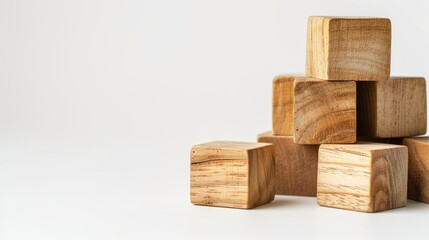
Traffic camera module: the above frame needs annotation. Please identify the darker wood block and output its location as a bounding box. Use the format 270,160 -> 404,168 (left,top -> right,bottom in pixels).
258,131 -> 318,196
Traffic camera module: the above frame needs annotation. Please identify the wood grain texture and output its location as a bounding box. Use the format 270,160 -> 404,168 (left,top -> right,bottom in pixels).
402,137 -> 429,203
248,144 -> 276,207
318,142 -> 408,212
258,131 -> 318,196
190,141 -> 275,209
357,77 -> 427,138
272,75 -> 295,136
294,77 -> 356,144
306,16 -> 391,81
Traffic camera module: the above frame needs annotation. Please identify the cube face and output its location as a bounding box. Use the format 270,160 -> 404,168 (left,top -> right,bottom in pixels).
190,141 -> 275,209
402,137 -> 429,203
272,75 -> 295,135
306,16 -> 391,81
294,78 -> 356,144
357,77 -> 427,138
247,145 -> 276,207
318,143 -> 408,212
191,159 -> 249,208
258,131 -> 318,196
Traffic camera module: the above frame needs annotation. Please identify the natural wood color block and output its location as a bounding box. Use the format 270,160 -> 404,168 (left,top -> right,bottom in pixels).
294,77 -> 356,144
318,142 -> 408,212
272,75 -> 295,135
190,141 -> 275,209
306,16 -> 391,81
357,77 -> 427,138
402,137 -> 429,203
258,131 -> 318,196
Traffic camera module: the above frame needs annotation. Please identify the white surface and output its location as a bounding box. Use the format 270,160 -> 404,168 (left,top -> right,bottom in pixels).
0,0 -> 429,239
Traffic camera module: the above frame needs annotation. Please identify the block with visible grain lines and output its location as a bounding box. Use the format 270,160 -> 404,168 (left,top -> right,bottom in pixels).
190,141 -> 275,209
306,16 -> 391,81
402,137 -> 429,203
318,142 -> 408,212
258,131 -> 318,196
357,77 -> 427,138
272,75 -> 295,136
294,77 -> 356,144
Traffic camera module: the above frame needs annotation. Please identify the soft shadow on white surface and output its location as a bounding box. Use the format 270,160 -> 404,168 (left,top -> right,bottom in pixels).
3,149 -> 429,240
2,142 -> 428,240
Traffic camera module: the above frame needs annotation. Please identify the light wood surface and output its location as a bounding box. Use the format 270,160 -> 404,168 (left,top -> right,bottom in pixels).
272,75 -> 295,136
306,16 -> 391,81
402,137 -> 429,203
190,141 -> 275,209
258,131 -> 318,196
318,142 -> 408,212
294,77 -> 356,144
357,77 -> 427,138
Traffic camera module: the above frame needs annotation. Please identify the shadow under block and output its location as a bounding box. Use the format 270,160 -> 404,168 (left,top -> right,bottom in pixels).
306,16 -> 391,81
272,75 -> 295,135
357,77 -> 427,138
402,137 -> 429,203
357,136 -> 403,145
294,78 -> 356,144
190,141 -> 275,209
258,131 -> 318,196
317,142 -> 408,212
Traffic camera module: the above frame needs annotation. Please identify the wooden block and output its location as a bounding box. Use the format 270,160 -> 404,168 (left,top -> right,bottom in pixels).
318,142 -> 408,212
272,75 -> 295,135
402,137 -> 429,203
306,16 -> 391,81
258,131 -> 318,196
190,141 -> 275,209
357,77 -> 427,138
294,77 -> 356,144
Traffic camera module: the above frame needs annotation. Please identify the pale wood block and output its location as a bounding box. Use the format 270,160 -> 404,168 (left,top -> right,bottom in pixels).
294,77 -> 356,144
190,141 -> 275,209
258,131 -> 318,196
272,75 -> 295,135
402,137 -> 429,203
357,77 -> 427,138
306,16 -> 391,81
318,142 -> 408,212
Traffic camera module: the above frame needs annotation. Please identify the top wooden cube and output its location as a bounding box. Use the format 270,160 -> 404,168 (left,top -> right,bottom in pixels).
306,16 -> 391,81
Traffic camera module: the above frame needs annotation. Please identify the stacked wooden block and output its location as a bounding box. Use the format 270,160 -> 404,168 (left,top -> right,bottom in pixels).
190,16 -> 428,212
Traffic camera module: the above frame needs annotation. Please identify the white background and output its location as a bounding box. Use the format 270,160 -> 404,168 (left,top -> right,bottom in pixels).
1,0 -> 429,239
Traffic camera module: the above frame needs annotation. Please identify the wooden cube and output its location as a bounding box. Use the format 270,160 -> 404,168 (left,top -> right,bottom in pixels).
402,137 -> 429,203
318,142 -> 408,212
357,77 -> 427,138
272,75 -> 295,135
306,16 -> 391,81
294,77 -> 356,144
258,131 -> 318,196
190,141 -> 275,209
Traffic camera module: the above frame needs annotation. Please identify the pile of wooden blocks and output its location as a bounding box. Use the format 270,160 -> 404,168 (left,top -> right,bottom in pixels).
190,16 -> 428,212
